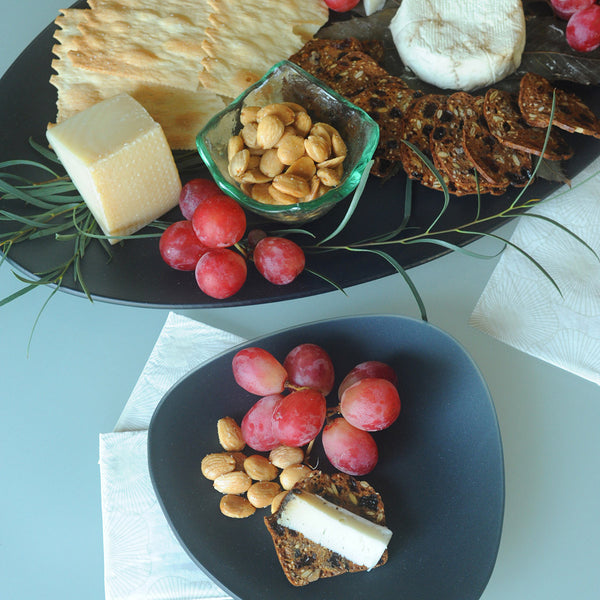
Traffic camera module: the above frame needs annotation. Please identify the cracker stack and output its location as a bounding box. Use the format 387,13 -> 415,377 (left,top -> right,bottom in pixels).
49,0 -> 329,150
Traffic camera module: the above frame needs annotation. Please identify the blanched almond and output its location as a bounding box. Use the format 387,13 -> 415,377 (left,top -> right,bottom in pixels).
305,135 -> 330,163
269,445 -> 305,469
280,464 -> 312,490
251,182 -> 275,203
240,105 -> 260,125
294,111 -> 312,137
277,134 -> 306,165
256,114 -> 284,149
259,149 -> 284,178
241,122 -> 259,148
317,166 -> 342,187
217,417 -> 246,451
213,471 -> 252,494
244,455 -> 279,481
201,453 -> 236,480
272,173 -> 310,198
257,103 -> 296,126
270,490 -> 288,513
268,185 -> 298,205
220,494 -> 256,518
247,481 -> 282,508
227,135 -> 245,162
228,149 -> 250,179
286,156 -> 316,180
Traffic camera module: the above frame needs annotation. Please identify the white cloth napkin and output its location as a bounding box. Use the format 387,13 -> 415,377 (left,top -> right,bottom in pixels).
99,312 -> 245,600
470,158 -> 600,385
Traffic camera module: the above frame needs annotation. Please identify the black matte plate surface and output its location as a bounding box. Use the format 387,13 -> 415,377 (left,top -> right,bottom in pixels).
148,315 -> 504,600
2,4 -> 598,307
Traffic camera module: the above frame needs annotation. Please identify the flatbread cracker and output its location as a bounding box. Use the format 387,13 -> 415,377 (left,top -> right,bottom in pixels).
64,0 -> 212,91
50,6 -> 225,149
199,0 -> 329,98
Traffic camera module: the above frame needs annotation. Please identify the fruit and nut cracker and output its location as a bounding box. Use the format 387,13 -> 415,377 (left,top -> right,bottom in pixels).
199,0 -> 329,99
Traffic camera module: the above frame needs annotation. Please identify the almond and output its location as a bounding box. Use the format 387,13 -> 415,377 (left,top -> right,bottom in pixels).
256,114 -> 285,149
201,452 -> 236,480
228,149 -> 250,179
227,134 -> 245,162
280,464 -> 312,490
217,417 -> 246,451
243,454 -> 279,481
220,494 -> 256,518
270,490 -> 288,513
286,155 -> 316,180
259,148 -> 285,178
269,445 -> 305,469
213,470 -> 252,494
277,134 -> 306,165
272,173 -> 310,198
257,103 -> 296,126
247,481 -> 282,508
305,135 -> 330,163
240,105 -> 260,125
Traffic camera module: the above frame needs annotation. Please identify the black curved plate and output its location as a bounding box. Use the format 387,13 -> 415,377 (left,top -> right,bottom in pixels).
148,315 -> 504,600
1,4 -> 599,307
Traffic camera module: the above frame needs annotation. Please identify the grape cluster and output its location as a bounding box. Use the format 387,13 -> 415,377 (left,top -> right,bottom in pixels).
551,0 -> 600,52
159,178 -> 306,298
232,344 -> 401,476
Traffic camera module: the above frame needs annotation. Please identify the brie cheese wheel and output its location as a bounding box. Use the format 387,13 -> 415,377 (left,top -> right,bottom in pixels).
390,0 -> 526,91
47,93 -> 181,244
277,491 -> 393,570
363,0 -> 386,17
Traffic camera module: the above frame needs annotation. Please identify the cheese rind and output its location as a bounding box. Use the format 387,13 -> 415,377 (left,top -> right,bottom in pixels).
46,93 -> 181,243
389,0 -> 526,91
276,490 -> 392,570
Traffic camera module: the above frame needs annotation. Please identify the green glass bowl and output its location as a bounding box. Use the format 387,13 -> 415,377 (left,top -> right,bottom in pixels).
196,60 -> 380,225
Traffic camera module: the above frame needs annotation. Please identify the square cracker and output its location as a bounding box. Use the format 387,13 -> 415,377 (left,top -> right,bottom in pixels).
64,0 -> 212,91
50,7 -> 225,149
199,0 -> 329,99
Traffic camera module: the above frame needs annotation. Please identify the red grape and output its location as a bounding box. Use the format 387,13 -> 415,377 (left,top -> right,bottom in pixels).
159,220 -> 209,271
324,0 -> 360,12
566,4 -> 600,52
194,248 -> 247,299
192,193 -> 247,248
550,0 -> 594,20
179,178 -> 221,220
340,377 -> 401,431
241,394 -> 283,451
232,347 -> 288,396
253,237 -> 305,285
338,361 -> 398,401
272,389 -> 326,447
283,343 -> 335,395
322,417 -> 378,476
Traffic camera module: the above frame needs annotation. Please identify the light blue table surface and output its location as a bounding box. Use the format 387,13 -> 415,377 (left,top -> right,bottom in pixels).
1,3 -> 599,599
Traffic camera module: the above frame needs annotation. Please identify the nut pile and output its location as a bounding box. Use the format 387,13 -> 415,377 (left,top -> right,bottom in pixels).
202,416 -> 312,518
227,102 -> 347,205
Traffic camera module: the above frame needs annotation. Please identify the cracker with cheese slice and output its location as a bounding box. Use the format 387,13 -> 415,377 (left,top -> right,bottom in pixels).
199,0 -> 329,99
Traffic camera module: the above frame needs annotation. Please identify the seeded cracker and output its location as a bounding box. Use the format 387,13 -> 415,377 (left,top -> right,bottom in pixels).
264,470 -> 388,586
199,0 -> 329,99
483,88 -> 573,160
463,96 -> 532,188
49,2 -> 225,149
518,72 -> 600,139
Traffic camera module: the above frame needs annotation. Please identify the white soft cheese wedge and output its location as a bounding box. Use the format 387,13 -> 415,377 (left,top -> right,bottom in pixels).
363,0 -> 386,17
277,491 -> 392,570
47,93 -> 181,244
390,0 -> 526,91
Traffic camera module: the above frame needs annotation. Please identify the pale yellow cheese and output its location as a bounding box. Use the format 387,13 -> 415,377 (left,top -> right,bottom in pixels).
46,93 -> 182,244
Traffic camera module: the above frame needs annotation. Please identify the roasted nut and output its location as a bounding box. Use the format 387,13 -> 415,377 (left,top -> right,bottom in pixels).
294,111 -> 312,137
331,132 -> 347,157
286,155 -> 316,180
281,101 -> 306,114
269,445 -> 305,469
247,481 -> 282,508
251,182 -> 274,203
317,155 -> 345,170
240,105 -> 260,125
228,134 -> 245,161
220,494 -> 256,518
217,417 -> 246,451
305,135 -> 330,163
228,149 -> 250,179
241,168 -> 272,184
213,470 -> 252,494
241,122 -> 259,148
316,166 -> 342,187
270,490 -> 288,513
259,149 -> 285,178
256,114 -> 285,149
268,184 -> 298,205
243,454 -> 279,481
272,173 -> 310,198
257,103 -> 296,126
230,451 -> 247,470
277,134 -> 306,165
201,452 -> 236,480
280,464 -> 312,490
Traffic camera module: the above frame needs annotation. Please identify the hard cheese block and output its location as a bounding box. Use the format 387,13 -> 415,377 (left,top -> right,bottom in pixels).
46,93 -> 181,244
390,0 -> 526,91
277,490 -> 392,570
